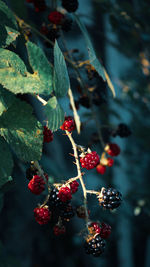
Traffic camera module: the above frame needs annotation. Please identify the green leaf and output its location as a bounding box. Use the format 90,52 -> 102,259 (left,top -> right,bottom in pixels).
26,41 -> 53,94
0,99 -> 43,161
0,0 -> 19,48
74,14 -> 106,81
45,96 -> 64,131
0,86 -> 16,116
0,136 -> 13,189
53,41 -> 70,97
0,49 -> 51,95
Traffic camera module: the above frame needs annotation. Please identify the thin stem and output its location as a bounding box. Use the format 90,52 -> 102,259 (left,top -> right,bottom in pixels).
86,190 -> 99,195
36,95 -> 47,105
66,131 -> 89,226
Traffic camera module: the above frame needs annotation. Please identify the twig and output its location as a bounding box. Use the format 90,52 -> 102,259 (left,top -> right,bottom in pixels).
68,88 -> 81,134
66,131 -> 89,226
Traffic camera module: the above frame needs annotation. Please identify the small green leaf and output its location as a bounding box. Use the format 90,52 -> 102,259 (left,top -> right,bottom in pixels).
0,49 -> 51,95
0,0 -> 19,48
0,136 -> 13,189
45,96 -> 64,131
74,14 -> 106,81
53,41 -> 70,97
26,41 -> 53,94
0,99 -> 43,161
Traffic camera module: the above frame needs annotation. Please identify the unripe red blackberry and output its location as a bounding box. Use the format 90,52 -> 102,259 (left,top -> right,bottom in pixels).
80,151 -> 100,170
28,175 -> 46,195
58,187 -> 72,202
96,164 -> 106,175
62,0 -> 79,13
100,223 -> 111,239
53,225 -> 66,236
70,180 -> 79,194
89,222 -> 101,234
60,116 -> 76,132
107,158 -> 114,167
105,143 -> 120,157
43,126 -> 53,143
60,204 -> 75,221
98,187 -> 122,210
34,206 -> 51,225
84,234 -> 105,257
48,11 -> 64,25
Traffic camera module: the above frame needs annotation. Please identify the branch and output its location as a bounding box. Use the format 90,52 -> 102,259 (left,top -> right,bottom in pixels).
66,131 -> 89,226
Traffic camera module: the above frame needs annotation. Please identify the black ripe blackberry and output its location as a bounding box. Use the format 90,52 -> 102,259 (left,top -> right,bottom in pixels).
48,187 -> 68,211
62,18 -> 73,32
62,0 -> 79,13
60,204 -> 75,221
26,165 -> 38,180
117,123 -> 131,138
99,188 -> 122,210
84,235 -> 105,257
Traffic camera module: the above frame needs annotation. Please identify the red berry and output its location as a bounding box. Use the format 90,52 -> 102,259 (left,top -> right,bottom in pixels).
107,158 -> 114,167
80,151 -> 100,170
100,223 -> 111,239
28,175 -> 45,195
70,180 -> 79,194
91,222 -> 101,234
26,0 -> 34,3
48,11 -> 64,25
34,206 -> 51,225
60,116 -> 76,132
34,0 -> 46,12
105,143 -> 120,157
96,164 -> 106,175
58,187 -> 72,202
53,225 -> 66,236
43,126 -> 53,143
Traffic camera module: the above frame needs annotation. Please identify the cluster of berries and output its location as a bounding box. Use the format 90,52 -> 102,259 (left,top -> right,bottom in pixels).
111,123 -> 131,138
96,143 -> 120,175
84,222 -> 111,257
26,164 -> 79,234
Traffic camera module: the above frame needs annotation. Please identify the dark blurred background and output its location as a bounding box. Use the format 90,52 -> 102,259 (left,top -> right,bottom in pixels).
0,0 -> 150,266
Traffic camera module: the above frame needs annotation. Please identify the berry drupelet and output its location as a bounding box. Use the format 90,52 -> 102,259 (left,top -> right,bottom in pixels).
105,143 -> 121,157
48,11 -> 64,25
34,206 -> 51,225
80,151 -> 100,170
61,0 -> 79,13
98,187 -> 122,210
58,187 -> 72,202
70,180 -> 79,194
60,116 -> 76,132
43,126 -> 53,143
84,235 -> 105,257
100,223 -> 111,239
28,175 -> 46,195
53,225 -> 66,236
96,164 -> 106,175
